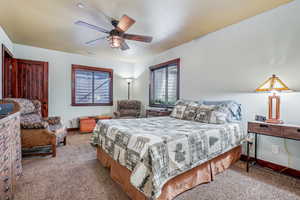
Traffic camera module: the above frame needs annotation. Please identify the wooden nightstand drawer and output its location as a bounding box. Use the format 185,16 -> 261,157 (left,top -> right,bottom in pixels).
282,127 -> 300,140
248,122 -> 282,137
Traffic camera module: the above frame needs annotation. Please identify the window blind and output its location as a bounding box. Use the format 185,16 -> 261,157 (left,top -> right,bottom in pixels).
150,61 -> 179,107
75,69 -> 111,104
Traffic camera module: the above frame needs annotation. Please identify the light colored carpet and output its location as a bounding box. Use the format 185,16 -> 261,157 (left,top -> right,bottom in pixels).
15,132 -> 300,200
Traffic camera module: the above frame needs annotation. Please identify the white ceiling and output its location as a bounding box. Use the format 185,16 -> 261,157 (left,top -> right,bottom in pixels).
0,0 -> 293,62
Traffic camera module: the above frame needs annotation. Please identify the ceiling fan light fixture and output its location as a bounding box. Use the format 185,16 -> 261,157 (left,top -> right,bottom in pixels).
108,36 -> 123,48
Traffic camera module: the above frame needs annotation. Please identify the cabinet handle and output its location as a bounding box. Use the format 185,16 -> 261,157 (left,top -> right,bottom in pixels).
297,129 -> 300,132
259,124 -> 269,128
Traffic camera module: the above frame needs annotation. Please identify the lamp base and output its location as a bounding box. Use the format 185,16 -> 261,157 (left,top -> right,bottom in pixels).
266,119 -> 283,124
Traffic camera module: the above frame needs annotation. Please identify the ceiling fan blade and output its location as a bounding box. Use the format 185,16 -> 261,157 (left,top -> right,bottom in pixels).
123,33 -> 153,43
120,42 -> 130,51
85,36 -> 107,45
116,15 -> 136,32
75,20 -> 110,34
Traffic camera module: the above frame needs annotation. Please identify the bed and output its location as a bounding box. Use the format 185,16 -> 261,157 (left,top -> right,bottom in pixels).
92,116 -> 247,200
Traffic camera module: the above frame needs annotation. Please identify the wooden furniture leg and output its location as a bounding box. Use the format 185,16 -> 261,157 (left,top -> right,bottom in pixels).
63,137 -> 67,145
52,143 -> 57,157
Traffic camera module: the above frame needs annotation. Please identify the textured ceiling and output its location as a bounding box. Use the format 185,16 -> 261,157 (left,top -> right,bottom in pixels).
0,0 -> 293,62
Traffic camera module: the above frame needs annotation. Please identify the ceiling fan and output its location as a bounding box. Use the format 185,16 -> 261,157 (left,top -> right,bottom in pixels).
75,14 -> 153,51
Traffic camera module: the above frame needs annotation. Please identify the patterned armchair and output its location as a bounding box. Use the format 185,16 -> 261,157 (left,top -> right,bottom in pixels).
5,98 -> 67,157
114,100 -> 142,119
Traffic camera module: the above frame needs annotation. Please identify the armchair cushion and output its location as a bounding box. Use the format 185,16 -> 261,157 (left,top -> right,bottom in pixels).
115,100 -> 142,118
118,100 -> 141,110
20,113 -> 49,129
119,109 -> 140,117
21,121 -> 49,129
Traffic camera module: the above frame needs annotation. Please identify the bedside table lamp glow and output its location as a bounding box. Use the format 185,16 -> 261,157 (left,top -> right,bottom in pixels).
255,74 -> 292,124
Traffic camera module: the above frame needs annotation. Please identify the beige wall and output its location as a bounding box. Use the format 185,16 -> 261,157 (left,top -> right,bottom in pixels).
13,44 -> 135,127
133,1 -> 300,170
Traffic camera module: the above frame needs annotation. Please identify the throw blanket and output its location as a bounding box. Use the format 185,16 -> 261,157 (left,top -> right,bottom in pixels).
92,117 -> 246,199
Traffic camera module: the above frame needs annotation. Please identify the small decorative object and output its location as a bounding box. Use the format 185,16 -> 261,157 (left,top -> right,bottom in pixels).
255,115 -> 266,122
255,74 -> 292,124
0,102 -> 14,116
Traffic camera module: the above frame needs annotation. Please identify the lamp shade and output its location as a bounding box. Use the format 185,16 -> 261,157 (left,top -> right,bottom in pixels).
255,74 -> 291,92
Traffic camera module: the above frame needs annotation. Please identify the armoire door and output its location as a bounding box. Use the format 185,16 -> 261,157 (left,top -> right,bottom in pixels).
15,59 -> 49,117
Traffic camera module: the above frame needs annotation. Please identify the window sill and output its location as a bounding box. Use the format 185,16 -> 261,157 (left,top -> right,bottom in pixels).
71,103 -> 113,107
149,104 -> 174,109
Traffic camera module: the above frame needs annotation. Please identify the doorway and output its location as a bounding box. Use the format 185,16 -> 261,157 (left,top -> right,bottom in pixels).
2,44 -> 49,117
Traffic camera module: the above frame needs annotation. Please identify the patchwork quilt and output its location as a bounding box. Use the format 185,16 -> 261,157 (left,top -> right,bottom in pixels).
92,117 -> 246,199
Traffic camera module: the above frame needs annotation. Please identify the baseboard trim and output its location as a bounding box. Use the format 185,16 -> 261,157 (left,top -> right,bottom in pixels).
240,155 -> 300,178
67,128 -> 79,132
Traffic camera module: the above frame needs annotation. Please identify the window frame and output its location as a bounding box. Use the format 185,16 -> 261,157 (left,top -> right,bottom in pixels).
149,58 -> 180,108
71,64 -> 113,106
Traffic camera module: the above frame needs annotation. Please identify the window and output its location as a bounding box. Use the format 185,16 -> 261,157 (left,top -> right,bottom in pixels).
72,65 -> 113,106
149,58 -> 180,107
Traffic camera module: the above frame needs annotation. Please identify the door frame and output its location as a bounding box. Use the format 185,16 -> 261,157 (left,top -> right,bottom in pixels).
2,44 -> 14,98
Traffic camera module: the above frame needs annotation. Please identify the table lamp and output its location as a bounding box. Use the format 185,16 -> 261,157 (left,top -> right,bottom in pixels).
255,74 -> 291,124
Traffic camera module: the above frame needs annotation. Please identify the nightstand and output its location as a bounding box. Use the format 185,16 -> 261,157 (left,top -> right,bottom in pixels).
80,115 -> 112,133
246,121 -> 300,172
146,109 -> 172,117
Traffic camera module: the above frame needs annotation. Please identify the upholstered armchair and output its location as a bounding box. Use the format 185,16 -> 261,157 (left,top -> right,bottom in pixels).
5,98 -> 67,157
114,100 -> 142,119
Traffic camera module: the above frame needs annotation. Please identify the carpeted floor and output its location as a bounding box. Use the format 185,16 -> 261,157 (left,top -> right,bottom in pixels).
15,131 -> 300,200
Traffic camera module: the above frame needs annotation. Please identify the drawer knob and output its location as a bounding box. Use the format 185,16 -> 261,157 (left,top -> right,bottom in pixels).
4,176 -> 9,182
297,129 -> 300,133
4,186 -> 10,192
259,124 -> 269,128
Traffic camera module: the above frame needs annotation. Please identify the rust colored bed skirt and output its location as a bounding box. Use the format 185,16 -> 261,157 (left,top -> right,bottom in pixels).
97,146 -> 241,200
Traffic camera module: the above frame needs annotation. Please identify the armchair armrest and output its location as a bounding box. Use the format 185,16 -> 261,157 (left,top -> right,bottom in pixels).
113,112 -> 121,119
136,111 -> 142,118
43,116 -> 62,125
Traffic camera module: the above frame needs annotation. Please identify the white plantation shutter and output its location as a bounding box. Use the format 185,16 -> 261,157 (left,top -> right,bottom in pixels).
74,69 -> 112,104
167,65 -> 178,105
94,71 -> 110,104
154,68 -> 166,103
75,70 -> 93,104
150,60 -> 179,106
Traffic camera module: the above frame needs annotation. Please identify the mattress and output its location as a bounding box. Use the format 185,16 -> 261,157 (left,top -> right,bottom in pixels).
91,117 -> 246,198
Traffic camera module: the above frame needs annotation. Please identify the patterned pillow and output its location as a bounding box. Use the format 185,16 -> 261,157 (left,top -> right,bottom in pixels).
182,102 -> 200,120
203,100 -> 242,122
21,121 -> 49,129
194,105 -> 227,124
170,105 -> 187,119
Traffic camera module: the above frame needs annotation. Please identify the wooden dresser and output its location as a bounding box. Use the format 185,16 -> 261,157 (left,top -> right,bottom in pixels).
0,108 -> 22,200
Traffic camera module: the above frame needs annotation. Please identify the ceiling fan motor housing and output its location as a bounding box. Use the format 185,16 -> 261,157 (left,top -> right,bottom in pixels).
111,20 -> 119,27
